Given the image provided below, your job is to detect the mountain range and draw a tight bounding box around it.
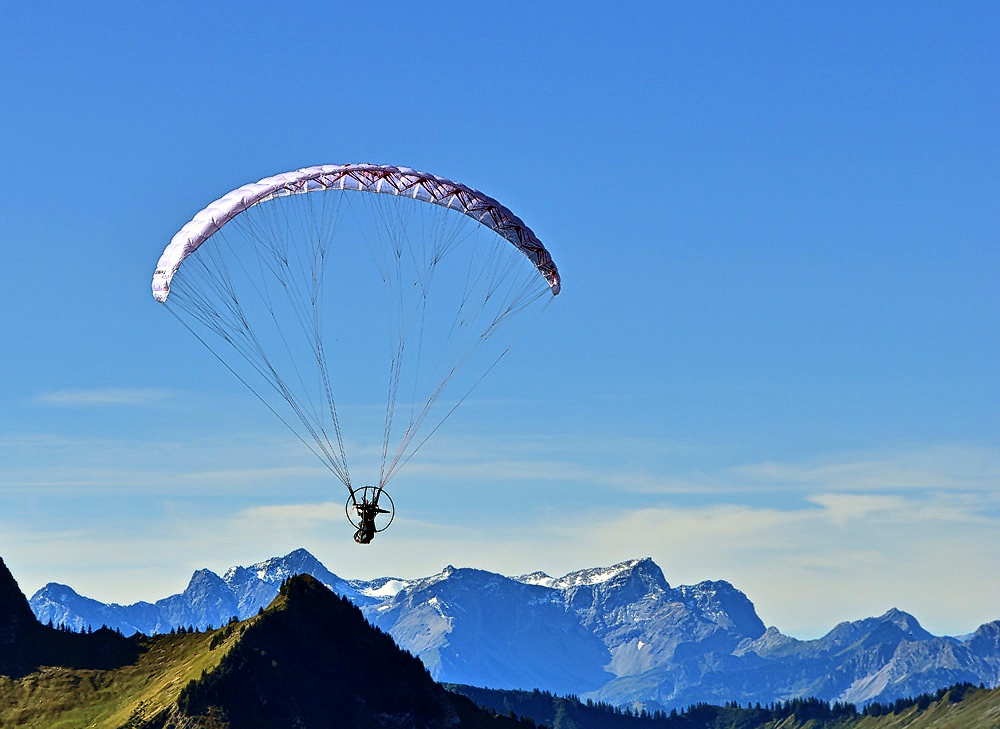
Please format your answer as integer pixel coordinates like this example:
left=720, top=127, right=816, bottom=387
left=29, top=548, right=1000, bottom=711
left=0, top=555, right=528, bottom=728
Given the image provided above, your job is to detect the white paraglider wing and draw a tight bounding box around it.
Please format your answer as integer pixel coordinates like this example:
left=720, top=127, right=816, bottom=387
left=153, top=164, right=560, bottom=303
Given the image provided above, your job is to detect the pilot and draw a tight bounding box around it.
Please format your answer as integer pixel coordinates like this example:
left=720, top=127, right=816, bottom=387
left=353, top=495, right=390, bottom=545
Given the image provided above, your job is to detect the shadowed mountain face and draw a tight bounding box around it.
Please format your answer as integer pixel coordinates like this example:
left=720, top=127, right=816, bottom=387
left=1, top=559, right=527, bottom=729
left=369, top=565, right=616, bottom=694
left=166, top=575, right=476, bottom=728
left=0, top=557, right=140, bottom=679
left=0, top=557, right=40, bottom=676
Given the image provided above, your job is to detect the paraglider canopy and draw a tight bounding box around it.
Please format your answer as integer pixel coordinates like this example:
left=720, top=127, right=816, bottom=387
left=153, top=164, right=560, bottom=303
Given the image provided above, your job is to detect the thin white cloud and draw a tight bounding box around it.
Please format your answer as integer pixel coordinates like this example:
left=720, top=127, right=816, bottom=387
left=235, top=501, right=343, bottom=526
left=732, top=445, right=1000, bottom=493
left=402, top=457, right=590, bottom=482
left=35, top=387, right=176, bottom=407
left=178, top=465, right=329, bottom=483
left=805, top=492, right=908, bottom=525
left=603, top=445, right=1000, bottom=499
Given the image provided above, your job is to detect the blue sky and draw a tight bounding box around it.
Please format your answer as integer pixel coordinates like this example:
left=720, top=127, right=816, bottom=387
left=1, top=3, right=997, bottom=639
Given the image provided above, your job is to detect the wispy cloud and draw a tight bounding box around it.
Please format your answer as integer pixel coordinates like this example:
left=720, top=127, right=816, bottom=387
left=732, top=445, right=1000, bottom=493
left=0, top=430, right=328, bottom=495
left=607, top=445, right=1000, bottom=499
left=35, top=387, right=176, bottom=407
left=235, top=501, right=343, bottom=526
left=402, top=457, right=592, bottom=483
left=179, top=465, right=330, bottom=483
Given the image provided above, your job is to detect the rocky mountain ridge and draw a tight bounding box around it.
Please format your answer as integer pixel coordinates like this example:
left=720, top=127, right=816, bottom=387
left=29, top=548, right=1000, bottom=711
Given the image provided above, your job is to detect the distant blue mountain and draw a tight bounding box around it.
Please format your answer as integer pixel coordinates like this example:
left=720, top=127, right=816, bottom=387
left=29, top=549, right=1000, bottom=710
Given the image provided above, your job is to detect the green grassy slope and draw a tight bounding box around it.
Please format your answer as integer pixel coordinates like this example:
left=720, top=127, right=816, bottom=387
left=853, top=685, right=1000, bottom=729
left=0, top=622, right=248, bottom=728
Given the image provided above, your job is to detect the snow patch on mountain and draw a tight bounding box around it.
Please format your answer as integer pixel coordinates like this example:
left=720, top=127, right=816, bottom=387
left=359, top=578, right=408, bottom=598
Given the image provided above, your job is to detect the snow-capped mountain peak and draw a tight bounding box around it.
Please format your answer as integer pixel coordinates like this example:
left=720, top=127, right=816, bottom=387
left=515, top=571, right=556, bottom=587
left=515, top=557, right=666, bottom=591
left=222, top=547, right=324, bottom=586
